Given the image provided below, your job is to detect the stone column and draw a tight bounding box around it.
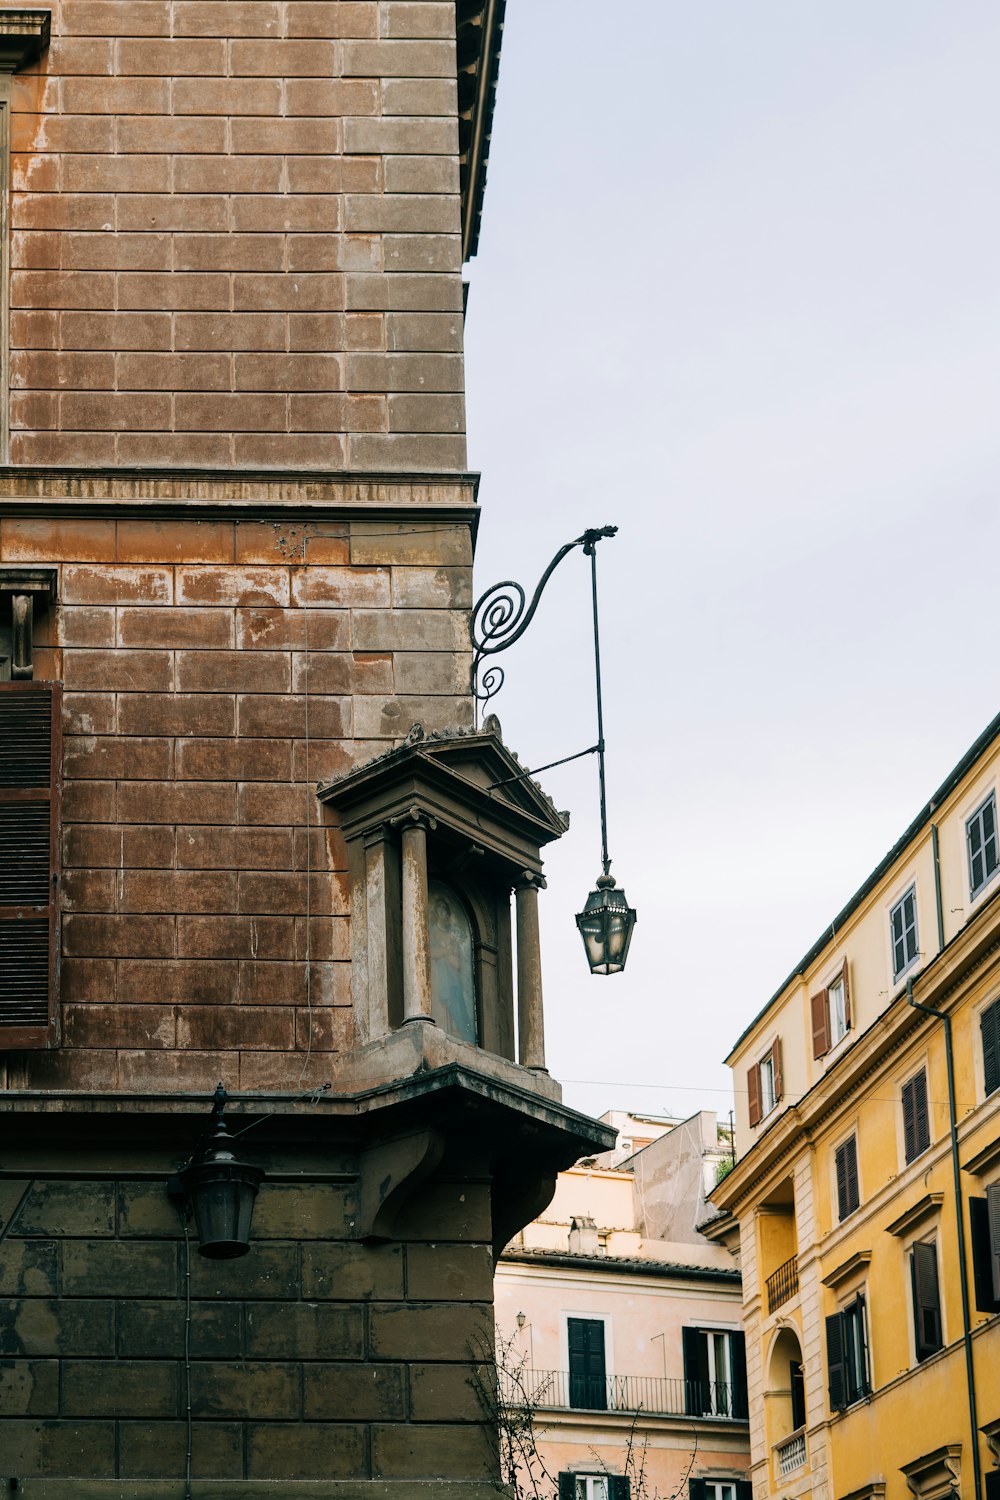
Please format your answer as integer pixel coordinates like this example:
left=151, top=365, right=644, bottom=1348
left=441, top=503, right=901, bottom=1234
left=399, top=808, right=436, bottom=1024
left=515, top=871, right=547, bottom=1069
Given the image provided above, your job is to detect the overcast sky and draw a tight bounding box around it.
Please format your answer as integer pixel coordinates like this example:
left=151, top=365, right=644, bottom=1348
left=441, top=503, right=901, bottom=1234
left=461, top=2, right=1000, bottom=1127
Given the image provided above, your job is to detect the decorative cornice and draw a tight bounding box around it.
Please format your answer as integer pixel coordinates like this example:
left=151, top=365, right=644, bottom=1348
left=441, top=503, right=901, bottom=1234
left=0, top=9, right=50, bottom=72
left=886, top=1193, right=944, bottom=1238
left=962, top=1133, right=1000, bottom=1177
left=821, top=1249, right=871, bottom=1290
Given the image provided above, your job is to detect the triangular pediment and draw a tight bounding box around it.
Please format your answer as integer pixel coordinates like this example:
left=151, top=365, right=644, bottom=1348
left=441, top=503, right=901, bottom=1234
left=317, top=719, right=569, bottom=852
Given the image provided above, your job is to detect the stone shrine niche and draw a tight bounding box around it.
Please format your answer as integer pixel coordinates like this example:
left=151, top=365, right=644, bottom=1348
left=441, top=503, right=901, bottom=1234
left=317, top=721, right=569, bottom=1069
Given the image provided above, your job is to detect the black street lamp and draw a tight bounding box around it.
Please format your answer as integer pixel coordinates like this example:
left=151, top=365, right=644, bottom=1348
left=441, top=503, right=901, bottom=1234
left=171, top=1084, right=264, bottom=1259
left=471, top=527, right=637, bottom=975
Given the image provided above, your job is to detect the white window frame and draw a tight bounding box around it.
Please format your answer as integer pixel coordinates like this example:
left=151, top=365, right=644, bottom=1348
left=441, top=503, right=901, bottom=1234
left=705, top=1329, right=734, bottom=1416
left=574, top=1479, right=610, bottom=1500
left=705, top=1484, right=738, bottom=1500
left=759, top=1053, right=776, bottom=1117
left=828, top=971, right=848, bottom=1047
left=966, top=790, right=1000, bottom=901
left=889, top=883, right=919, bottom=982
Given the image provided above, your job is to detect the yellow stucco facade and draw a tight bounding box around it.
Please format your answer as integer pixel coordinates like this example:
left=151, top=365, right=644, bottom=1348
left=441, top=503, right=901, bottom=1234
left=712, top=712, right=1000, bottom=1500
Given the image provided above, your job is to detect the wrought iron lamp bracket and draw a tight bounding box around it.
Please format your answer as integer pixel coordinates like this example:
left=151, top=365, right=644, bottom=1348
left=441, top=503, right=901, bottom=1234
left=469, top=525, right=616, bottom=718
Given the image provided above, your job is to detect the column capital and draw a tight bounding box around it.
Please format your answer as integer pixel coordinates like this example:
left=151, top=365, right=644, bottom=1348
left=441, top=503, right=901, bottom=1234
left=515, top=870, right=546, bottom=893
left=390, top=805, right=438, bottom=834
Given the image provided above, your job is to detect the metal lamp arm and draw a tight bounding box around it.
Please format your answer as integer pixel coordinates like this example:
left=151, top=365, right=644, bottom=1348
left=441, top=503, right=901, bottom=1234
left=470, top=525, right=617, bottom=713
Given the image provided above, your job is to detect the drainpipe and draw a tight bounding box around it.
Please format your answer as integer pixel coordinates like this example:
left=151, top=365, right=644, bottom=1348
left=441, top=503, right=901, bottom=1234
left=931, top=823, right=946, bottom=954
left=906, top=980, right=982, bottom=1500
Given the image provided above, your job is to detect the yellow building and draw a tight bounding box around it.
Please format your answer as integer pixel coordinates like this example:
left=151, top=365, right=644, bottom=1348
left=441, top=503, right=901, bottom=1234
left=711, top=713, right=1000, bottom=1500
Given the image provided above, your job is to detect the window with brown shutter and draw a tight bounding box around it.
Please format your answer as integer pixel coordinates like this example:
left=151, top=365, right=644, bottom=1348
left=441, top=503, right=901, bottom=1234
left=811, top=987, right=831, bottom=1058
left=902, top=1068, right=930, bottom=1163
left=747, top=1063, right=762, bottom=1127
left=0, top=681, right=61, bottom=1047
left=771, top=1037, right=782, bottom=1102
left=841, top=959, right=852, bottom=1029
left=835, top=1135, right=860, bottom=1220
left=910, top=1239, right=942, bottom=1362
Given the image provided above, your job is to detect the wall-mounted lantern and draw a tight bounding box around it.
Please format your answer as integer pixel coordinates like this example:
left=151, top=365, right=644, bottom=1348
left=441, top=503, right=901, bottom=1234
left=471, top=527, right=637, bottom=975
left=576, top=872, right=637, bottom=977
left=170, top=1084, right=263, bottom=1259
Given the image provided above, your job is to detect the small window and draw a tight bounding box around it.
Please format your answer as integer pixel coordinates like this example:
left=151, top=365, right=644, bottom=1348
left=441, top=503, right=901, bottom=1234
left=690, top=1480, right=752, bottom=1500
left=826, top=1293, right=870, bottom=1410
left=967, top=792, right=999, bottom=898
left=683, top=1327, right=748, bottom=1419
left=890, top=886, right=919, bottom=980
left=835, top=1136, right=860, bottom=1221
left=559, top=1477, right=630, bottom=1500
left=427, top=879, right=477, bottom=1045
left=910, top=1239, right=943, bottom=1362
left=902, top=1069, right=930, bottom=1163
left=811, top=961, right=852, bottom=1058
left=981, top=996, right=1000, bottom=1098
left=747, top=1040, right=782, bottom=1126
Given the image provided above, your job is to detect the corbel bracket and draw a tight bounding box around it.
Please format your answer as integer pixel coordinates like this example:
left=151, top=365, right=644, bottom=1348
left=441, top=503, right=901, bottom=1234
left=356, top=1127, right=445, bottom=1241
left=0, top=567, right=57, bottom=680
left=0, top=9, right=51, bottom=72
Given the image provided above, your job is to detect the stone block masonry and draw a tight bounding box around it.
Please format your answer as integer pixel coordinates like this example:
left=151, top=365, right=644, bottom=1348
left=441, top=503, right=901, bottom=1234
left=0, top=477, right=475, bottom=1093
left=7, top=0, right=466, bottom=469
left=0, top=1160, right=498, bottom=1487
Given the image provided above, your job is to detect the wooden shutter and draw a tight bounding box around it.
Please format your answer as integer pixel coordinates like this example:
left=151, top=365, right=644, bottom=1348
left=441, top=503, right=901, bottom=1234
left=826, top=1310, right=846, bottom=1410
left=747, top=1064, right=762, bottom=1127
left=558, top=1475, right=576, bottom=1500
left=970, top=1197, right=1000, bottom=1313
left=772, top=1038, right=783, bottom=1102
left=682, top=1326, right=709, bottom=1416
left=608, top=1478, right=630, bottom=1500
left=730, top=1329, right=748, bottom=1419
left=982, top=998, right=1000, bottom=1097
left=689, top=1481, right=706, bottom=1500
left=0, top=681, right=61, bottom=1048
left=568, top=1317, right=606, bottom=1411
left=841, top=959, right=852, bottom=1028
left=736, top=1484, right=753, bottom=1500
left=854, top=1292, right=871, bottom=1396
left=988, top=1182, right=1000, bottom=1304
left=910, top=1241, right=942, bottom=1360
left=903, top=1070, right=929, bottom=1162
left=835, top=1137, right=859, bottom=1221
left=811, top=988, right=831, bottom=1059
left=986, top=1469, right=1000, bottom=1500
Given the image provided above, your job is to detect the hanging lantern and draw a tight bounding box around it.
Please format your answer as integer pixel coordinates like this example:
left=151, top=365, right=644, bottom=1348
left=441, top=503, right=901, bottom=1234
left=576, top=873, right=637, bottom=976
left=176, top=1084, right=263, bottom=1259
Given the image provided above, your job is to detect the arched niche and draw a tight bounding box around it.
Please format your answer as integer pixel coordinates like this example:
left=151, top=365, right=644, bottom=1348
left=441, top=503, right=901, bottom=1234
left=764, top=1324, right=806, bottom=1448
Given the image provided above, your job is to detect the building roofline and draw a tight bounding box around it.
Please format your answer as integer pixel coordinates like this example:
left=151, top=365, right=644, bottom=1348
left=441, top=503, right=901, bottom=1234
left=726, top=705, right=1000, bottom=1061
left=458, top=0, right=506, bottom=262
left=500, top=1248, right=740, bottom=1283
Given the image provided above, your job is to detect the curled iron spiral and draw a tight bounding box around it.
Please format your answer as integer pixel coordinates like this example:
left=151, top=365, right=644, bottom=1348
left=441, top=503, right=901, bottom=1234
left=469, top=526, right=617, bottom=720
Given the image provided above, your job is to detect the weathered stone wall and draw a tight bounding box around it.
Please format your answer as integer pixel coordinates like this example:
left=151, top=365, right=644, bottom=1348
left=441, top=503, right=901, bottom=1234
left=0, top=1153, right=497, bottom=1487
left=0, top=478, right=474, bottom=1091
left=8, top=0, right=465, bottom=469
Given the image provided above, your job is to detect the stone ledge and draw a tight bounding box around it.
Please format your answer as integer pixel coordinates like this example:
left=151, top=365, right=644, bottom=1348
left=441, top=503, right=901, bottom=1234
left=14, top=1486, right=508, bottom=1499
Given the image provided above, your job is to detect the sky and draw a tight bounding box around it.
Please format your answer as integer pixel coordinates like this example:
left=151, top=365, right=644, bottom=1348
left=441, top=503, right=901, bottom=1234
left=461, top=3, right=1000, bottom=1126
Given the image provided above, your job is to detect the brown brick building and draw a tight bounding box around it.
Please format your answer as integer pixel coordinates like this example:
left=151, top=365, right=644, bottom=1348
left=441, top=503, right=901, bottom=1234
left=0, top=3, right=610, bottom=1492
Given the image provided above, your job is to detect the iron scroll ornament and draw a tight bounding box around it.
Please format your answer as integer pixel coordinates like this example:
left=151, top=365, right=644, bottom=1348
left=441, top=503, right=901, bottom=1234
left=470, top=525, right=617, bottom=717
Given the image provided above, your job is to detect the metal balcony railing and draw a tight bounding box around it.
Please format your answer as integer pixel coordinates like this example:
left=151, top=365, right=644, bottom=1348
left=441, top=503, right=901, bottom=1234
left=776, top=1432, right=806, bottom=1476
left=498, top=1368, right=741, bottom=1419
left=766, top=1254, right=799, bottom=1312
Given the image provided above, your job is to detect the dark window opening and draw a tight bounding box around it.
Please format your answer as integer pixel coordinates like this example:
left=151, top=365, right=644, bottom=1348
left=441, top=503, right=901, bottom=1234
left=567, top=1317, right=607, bottom=1411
